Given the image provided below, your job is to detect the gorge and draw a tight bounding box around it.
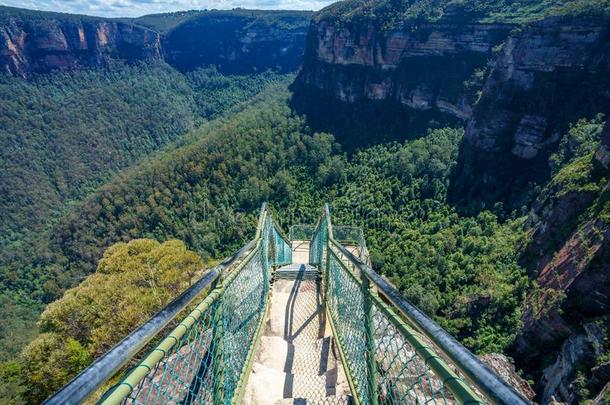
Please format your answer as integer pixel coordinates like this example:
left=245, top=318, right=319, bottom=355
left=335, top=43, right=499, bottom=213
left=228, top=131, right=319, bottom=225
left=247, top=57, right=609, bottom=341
left=1, top=1, right=609, bottom=403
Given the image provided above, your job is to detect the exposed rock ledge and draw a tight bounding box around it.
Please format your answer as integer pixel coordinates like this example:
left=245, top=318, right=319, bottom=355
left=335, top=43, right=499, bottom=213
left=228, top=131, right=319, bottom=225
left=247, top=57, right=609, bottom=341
left=295, top=19, right=511, bottom=122
left=0, top=13, right=161, bottom=77
left=479, top=353, right=536, bottom=401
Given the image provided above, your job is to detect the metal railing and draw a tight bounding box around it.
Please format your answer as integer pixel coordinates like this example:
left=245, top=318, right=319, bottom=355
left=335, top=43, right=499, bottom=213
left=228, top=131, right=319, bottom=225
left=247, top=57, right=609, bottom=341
left=46, top=202, right=529, bottom=405
left=289, top=224, right=316, bottom=241
left=44, top=203, right=291, bottom=405
left=332, top=225, right=371, bottom=265
left=311, top=204, right=530, bottom=405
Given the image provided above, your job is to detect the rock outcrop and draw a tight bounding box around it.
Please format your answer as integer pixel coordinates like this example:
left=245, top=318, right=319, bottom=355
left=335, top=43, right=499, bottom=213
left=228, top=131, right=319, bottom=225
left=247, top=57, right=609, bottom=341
left=479, top=353, right=536, bottom=401
left=162, top=10, right=311, bottom=74
left=291, top=7, right=512, bottom=145
left=540, top=323, right=605, bottom=403
left=449, top=16, right=610, bottom=211
left=0, top=8, right=161, bottom=77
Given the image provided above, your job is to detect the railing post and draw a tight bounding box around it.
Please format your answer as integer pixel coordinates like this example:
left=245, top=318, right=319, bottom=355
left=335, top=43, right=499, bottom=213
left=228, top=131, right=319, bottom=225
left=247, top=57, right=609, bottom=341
left=362, top=274, right=379, bottom=405
left=212, top=295, right=225, bottom=405
left=323, top=238, right=330, bottom=299
left=323, top=204, right=332, bottom=293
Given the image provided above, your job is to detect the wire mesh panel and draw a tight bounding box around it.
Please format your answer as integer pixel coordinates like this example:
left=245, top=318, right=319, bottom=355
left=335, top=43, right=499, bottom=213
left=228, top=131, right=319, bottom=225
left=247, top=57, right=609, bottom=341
left=122, top=245, right=270, bottom=405
left=271, top=221, right=292, bottom=266
left=332, top=226, right=370, bottom=265
left=331, top=226, right=364, bottom=244
left=289, top=224, right=316, bottom=241
left=327, top=250, right=371, bottom=404
left=327, top=247, right=457, bottom=405
left=221, top=245, right=267, bottom=403
left=372, top=306, right=450, bottom=404
left=126, top=300, right=222, bottom=404
left=309, top=216, right=328, bottom=266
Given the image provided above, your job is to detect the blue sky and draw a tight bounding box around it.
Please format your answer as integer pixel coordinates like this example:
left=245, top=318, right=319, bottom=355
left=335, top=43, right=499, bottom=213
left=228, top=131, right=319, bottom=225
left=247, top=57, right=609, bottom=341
left=0, top=0, right=336, bottom=17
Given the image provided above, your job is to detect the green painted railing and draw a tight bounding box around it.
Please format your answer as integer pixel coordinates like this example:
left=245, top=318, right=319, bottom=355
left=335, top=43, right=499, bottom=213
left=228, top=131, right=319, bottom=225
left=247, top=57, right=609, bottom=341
left=311, top=205, right=529, bottom=405
left=44, top=204, right=291, bottom=405
left=47, top=203, right=528, bottom=405
left=103, top=206, right=290, bottom=404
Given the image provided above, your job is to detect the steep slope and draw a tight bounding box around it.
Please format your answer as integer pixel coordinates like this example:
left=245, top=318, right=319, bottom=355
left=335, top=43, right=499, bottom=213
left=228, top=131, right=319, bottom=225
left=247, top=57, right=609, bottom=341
left=0, top=63, right=195, bottom=246
left=0, top=6, right=161, bottom=77
left=511, top=119, right=610, bottom=402
left=161, top=10, right=312, bottom=73
left=450, top=15, right=610, bottom=212
left=292, top=0, right=610, bottom=149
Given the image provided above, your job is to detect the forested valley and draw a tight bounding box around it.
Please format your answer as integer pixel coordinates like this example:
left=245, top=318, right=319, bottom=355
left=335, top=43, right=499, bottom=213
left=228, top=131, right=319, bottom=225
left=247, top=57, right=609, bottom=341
left=1, top=2, right=610, bottom=404
left=1, top=85, right=532, bottom=402
left=4, top=80, right=609, bottom=403
left=0, top=62, right=288, bottom=363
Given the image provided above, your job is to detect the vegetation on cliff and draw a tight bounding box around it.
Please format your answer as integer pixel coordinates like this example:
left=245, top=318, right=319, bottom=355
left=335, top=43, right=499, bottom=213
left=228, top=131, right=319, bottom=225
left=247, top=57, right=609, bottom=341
left=0, top=64, right=288, bottom=361
left=316, top=0, right=610, bottom=26
left=4, top=239, right=206, bottom=403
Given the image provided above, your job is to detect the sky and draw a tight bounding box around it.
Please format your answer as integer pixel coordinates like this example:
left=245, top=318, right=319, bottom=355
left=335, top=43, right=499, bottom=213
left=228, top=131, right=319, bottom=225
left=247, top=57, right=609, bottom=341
left=0, top=0, right=336, bottom=17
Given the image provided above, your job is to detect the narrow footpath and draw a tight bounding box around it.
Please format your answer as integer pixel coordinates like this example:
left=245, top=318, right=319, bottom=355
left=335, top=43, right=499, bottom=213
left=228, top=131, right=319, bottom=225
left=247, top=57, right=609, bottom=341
left=243, top=242, right=351, bottom=405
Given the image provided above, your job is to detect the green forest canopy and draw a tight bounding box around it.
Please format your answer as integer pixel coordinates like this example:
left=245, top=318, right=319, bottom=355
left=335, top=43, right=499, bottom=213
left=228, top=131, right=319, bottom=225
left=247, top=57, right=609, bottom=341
left=1, top=87, right=535, bottom=403
left=0, top=63, right=289, bottom=361
left=316, top=0, right=610, bottom=25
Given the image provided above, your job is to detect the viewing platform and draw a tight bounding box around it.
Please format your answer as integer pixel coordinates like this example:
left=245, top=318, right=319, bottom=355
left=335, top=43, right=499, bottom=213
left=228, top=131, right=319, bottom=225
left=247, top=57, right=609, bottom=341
left=45, top=204, right=530, bottom=405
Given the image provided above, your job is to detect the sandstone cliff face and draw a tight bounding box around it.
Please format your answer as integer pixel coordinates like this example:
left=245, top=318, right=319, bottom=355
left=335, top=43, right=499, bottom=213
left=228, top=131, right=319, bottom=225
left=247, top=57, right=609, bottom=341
left=162, top=12, right=311, bottom=74
left=298, top=20, right=509, bottom=118
left=293, top=18, right=511, bottom=140
left=449, top=16, right=610, bottom=210
left=0, top=13, right=161, bottom=77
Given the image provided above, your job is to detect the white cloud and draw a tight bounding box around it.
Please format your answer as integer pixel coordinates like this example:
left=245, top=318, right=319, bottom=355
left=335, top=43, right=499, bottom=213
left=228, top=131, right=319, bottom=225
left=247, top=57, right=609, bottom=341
left=0, top=0, right=335, bottom=17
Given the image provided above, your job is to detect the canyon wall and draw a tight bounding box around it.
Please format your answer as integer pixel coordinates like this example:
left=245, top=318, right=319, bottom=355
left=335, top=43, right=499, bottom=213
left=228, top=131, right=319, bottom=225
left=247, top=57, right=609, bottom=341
left=292, top=10, right=512, bottom=144
left=0, top=7, right=311, bottom=77
left=162, top=10, right=311, bottom=74
left=449, top=16, right=610, bottom=211
left=0, top=8, right=161, bottom=77
left=297, top=19, right=509, bottom=118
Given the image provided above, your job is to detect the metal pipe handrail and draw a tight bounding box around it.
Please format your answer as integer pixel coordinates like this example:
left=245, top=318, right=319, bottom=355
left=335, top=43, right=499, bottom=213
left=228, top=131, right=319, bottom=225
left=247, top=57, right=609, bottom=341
left=327, top=244, right=483, bottom=404
left=45, top=203, right=272, bottom=405
left=43, top=240, right=255, bottom=405
left=329, top=236, right=530, bottom=405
